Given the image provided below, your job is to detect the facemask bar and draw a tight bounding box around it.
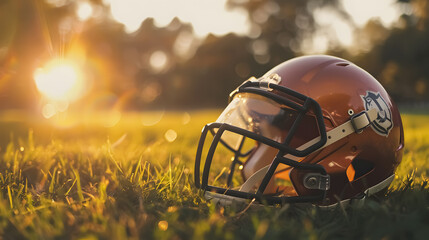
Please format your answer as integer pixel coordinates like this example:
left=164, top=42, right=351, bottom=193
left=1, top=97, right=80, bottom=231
left=208, top=128, right=254, bottom=187
left=208, top=128, right=255, bottom=158
left=194, top=80, right=329, bottom=204
left=195, top=123, right=327, bottom=204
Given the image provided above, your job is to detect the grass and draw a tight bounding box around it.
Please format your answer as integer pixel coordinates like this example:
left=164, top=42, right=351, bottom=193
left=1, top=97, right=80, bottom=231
left=0, top=110, right=428, bottom=239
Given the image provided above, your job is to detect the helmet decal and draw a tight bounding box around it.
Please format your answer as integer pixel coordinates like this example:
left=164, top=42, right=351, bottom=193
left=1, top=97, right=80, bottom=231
left=361, top=91, right=393, bottom=136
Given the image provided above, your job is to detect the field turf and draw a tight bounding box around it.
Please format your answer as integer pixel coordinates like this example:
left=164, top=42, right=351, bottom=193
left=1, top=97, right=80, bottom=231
left=0, top=110, right=428, bottom=239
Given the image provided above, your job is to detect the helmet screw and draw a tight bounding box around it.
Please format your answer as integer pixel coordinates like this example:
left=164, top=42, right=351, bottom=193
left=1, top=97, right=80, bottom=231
left=306, top=177, right=318, bottom=187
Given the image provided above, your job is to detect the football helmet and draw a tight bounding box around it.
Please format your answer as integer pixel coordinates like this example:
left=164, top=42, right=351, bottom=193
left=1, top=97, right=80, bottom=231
left=194, top=55, right=404, bottom=206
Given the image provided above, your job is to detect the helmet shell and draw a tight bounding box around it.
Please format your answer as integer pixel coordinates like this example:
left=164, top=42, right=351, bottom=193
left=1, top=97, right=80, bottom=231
left=262, top=55, right=404, bottom=204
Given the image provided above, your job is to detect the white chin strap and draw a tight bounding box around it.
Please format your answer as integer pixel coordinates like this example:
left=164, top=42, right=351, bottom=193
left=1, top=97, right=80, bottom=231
left=207, top=108, right=384, bottom=206
left=319, top=173, right=395, bottom=208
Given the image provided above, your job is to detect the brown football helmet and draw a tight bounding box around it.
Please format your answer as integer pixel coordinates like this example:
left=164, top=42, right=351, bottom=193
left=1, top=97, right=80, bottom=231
left=194, top=55, right=404, bottom=206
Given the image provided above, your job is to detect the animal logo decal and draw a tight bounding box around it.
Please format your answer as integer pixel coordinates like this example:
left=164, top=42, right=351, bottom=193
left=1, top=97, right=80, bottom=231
left=361, top=91, right=393, bottom=136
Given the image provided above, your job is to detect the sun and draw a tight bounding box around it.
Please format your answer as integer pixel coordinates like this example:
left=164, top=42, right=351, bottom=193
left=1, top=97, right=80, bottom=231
left=33, top=59, right=85, bottom=102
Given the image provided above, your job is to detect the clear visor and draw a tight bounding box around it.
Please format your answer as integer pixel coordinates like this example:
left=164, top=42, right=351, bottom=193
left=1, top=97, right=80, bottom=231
left=216, top=93, right=301, bottom=150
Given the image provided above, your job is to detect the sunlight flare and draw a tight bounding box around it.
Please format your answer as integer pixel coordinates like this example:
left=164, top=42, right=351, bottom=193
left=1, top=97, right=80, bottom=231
left=33, top=59, right=85, bottom=102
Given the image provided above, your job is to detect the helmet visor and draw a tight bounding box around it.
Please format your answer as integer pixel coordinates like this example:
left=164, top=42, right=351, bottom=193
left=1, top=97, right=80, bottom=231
left=216, top=92, right=319, bottom=151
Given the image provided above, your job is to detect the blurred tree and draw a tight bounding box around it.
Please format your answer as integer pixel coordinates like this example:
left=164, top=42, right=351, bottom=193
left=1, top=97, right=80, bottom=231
left=151, top=0, right=349, bottom=108
left=160, top=33, right=257, bottom=108
left=378, top=0, right=429, bottom=101
left=0, top=0, right=45, bottom=109
left=130, top=18, right=196, bottom=109
left=227, top=0, right=346, bottom=63
left=347, top=0, right=429, bottom=102
left=0, top=0, right=19, bottom=108
left=1, top=0, right=428, bottom=112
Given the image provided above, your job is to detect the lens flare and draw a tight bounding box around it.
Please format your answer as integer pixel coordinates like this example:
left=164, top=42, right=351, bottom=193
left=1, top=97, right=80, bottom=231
left=33, top=59, right=85, bottom=101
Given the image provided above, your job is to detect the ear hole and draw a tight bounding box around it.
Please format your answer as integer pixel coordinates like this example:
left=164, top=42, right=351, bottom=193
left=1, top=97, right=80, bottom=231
left=346, top=164, right=355, bottom=182
left=346, top=158, right=374, bottom=182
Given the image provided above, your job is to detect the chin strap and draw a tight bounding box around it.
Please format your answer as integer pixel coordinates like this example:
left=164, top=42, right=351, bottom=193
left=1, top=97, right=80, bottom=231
left=319, top=174, right=395, bottom=208
left=238, top=108, right=378, bottom=194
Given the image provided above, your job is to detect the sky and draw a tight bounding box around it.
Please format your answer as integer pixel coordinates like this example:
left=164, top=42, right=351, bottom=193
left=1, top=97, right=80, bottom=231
left=308, top=0, right=407, bottom=53
left=103, top=0, right=250, bottom=37
left=95, top=0, right=408, bottom=52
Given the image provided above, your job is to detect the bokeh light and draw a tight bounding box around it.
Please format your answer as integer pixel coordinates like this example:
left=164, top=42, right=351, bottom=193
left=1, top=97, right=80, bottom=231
left=141, top=82, right=162, bottom=103
left=182, top=112, right=191, bottom=125
left=42, top=103, right=56, bottom=119
left=102, top=110, right=122, bottom=128
left=149, top=51, right=168, bottom=72
left=41, top=101, right=69, bottom=119
left=77, top=1, right=93, bottom=21
left=164, top=129, right=177, bottom=142
left=158, top=220, right=168, bottom=231
left=142, top=111, right=165, bottom=126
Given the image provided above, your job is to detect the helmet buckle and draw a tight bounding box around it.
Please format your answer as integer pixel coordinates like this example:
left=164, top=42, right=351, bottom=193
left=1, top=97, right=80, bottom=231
left=350, top=111, right=370, bottom=133
left=257, top=73, right=281, bottom=90
left=304, top=173, right=330, bottom=190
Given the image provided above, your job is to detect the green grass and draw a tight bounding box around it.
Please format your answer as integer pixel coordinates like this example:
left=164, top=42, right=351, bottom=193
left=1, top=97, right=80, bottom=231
left=0, top=110, right=428, bottom=239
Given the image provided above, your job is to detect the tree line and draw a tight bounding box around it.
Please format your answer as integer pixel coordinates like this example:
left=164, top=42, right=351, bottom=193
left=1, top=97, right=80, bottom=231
left=0, top=0, right=427, bottom=111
